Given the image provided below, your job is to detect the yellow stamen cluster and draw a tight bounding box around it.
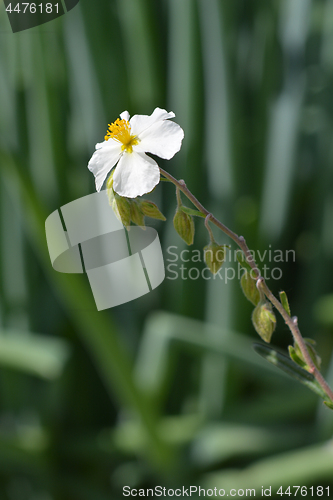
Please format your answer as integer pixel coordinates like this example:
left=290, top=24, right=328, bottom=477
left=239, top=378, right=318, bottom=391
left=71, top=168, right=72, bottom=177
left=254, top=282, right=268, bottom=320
left=105, top=118, right=139, bottom=153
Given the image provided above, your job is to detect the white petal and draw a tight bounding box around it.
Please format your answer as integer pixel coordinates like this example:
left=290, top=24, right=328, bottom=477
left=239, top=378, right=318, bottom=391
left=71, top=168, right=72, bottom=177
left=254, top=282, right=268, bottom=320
left=113, top=152, right=160, bottom=198
left=134, top=119, right=184, bottom=160
left=129, top=107, right=175, bottom=137
left=88, top=141, right=122, bottom=192
left=95, top=140, right=107, bottom=150
left=120, top=110, right=130, bottom=121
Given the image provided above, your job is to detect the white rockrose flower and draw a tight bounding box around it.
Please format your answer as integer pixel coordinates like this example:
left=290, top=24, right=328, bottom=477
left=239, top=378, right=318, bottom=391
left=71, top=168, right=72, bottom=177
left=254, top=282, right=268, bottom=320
left=88, top=107, right=184, bottom=198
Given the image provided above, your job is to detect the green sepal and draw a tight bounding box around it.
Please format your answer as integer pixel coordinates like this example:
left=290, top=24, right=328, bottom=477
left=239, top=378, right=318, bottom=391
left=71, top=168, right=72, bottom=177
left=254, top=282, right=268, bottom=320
left=110, top=193, right=131, bottom=228
left=324, top=401, right=333, bottom=410
left=140, top=201, right=166, bottom=221
left=173, top=208, right=195, bottom=245
left=293, top=339, right=321, bottom=371
left=180, top=206, right=205, bottom=218
left=288, top=345, right=307, bottom=370
left=304, top=339, right=322, bottom=371
left=130, top=200, right=145, bottom=228
left=279, top=291, right=291, bottom=316
left=265, top=308, right=277, bottom=323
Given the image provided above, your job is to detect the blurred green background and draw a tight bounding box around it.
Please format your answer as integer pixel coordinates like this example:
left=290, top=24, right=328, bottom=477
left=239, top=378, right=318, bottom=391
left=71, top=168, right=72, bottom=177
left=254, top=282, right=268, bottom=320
left=1, top=0, right=333, bottom=498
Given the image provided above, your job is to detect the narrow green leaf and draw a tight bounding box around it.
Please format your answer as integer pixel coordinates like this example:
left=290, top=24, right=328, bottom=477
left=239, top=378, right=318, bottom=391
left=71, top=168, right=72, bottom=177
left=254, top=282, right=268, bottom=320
left=279, top=291, right=291, bottom=316
left=253, top=343, right=327, bottom=400
left=180, top=206, right=205, bottom=218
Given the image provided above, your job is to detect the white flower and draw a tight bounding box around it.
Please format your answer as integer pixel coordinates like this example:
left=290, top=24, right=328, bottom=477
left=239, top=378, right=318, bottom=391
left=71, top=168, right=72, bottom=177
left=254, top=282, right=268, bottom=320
left=88, top=107, right=184, bottom=198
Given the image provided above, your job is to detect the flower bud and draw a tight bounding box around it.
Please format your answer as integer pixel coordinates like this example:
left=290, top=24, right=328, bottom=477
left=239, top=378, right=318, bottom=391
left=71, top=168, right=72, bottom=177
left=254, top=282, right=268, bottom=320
left=241, top=271, right=260, bottom=306
left=173, top=208, right=195, bottom=245
left=293, top=339, right=321, bottom=371
left=236, top=250, right=252, bottom=273
left=140, top=200, right=166, bottom=221
left=130, top=200, right=145, bottom=227
left=204, top=242, right=226, bottom=274
left=252, top=302, right=276, bottom=343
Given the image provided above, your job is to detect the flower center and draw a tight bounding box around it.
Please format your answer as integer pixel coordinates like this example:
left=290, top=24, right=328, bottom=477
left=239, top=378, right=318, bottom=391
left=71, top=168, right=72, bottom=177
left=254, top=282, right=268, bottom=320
left=105, top=118, right=139, bottom=153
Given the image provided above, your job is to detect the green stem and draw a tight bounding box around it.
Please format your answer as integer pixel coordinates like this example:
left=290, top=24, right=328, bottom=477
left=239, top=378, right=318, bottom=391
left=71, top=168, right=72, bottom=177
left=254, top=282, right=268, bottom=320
left=160, top=167, right=333, bottom=403
left=204, top=214, right=216, bottom=243
left=175, top=186, right=182, bottom=208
